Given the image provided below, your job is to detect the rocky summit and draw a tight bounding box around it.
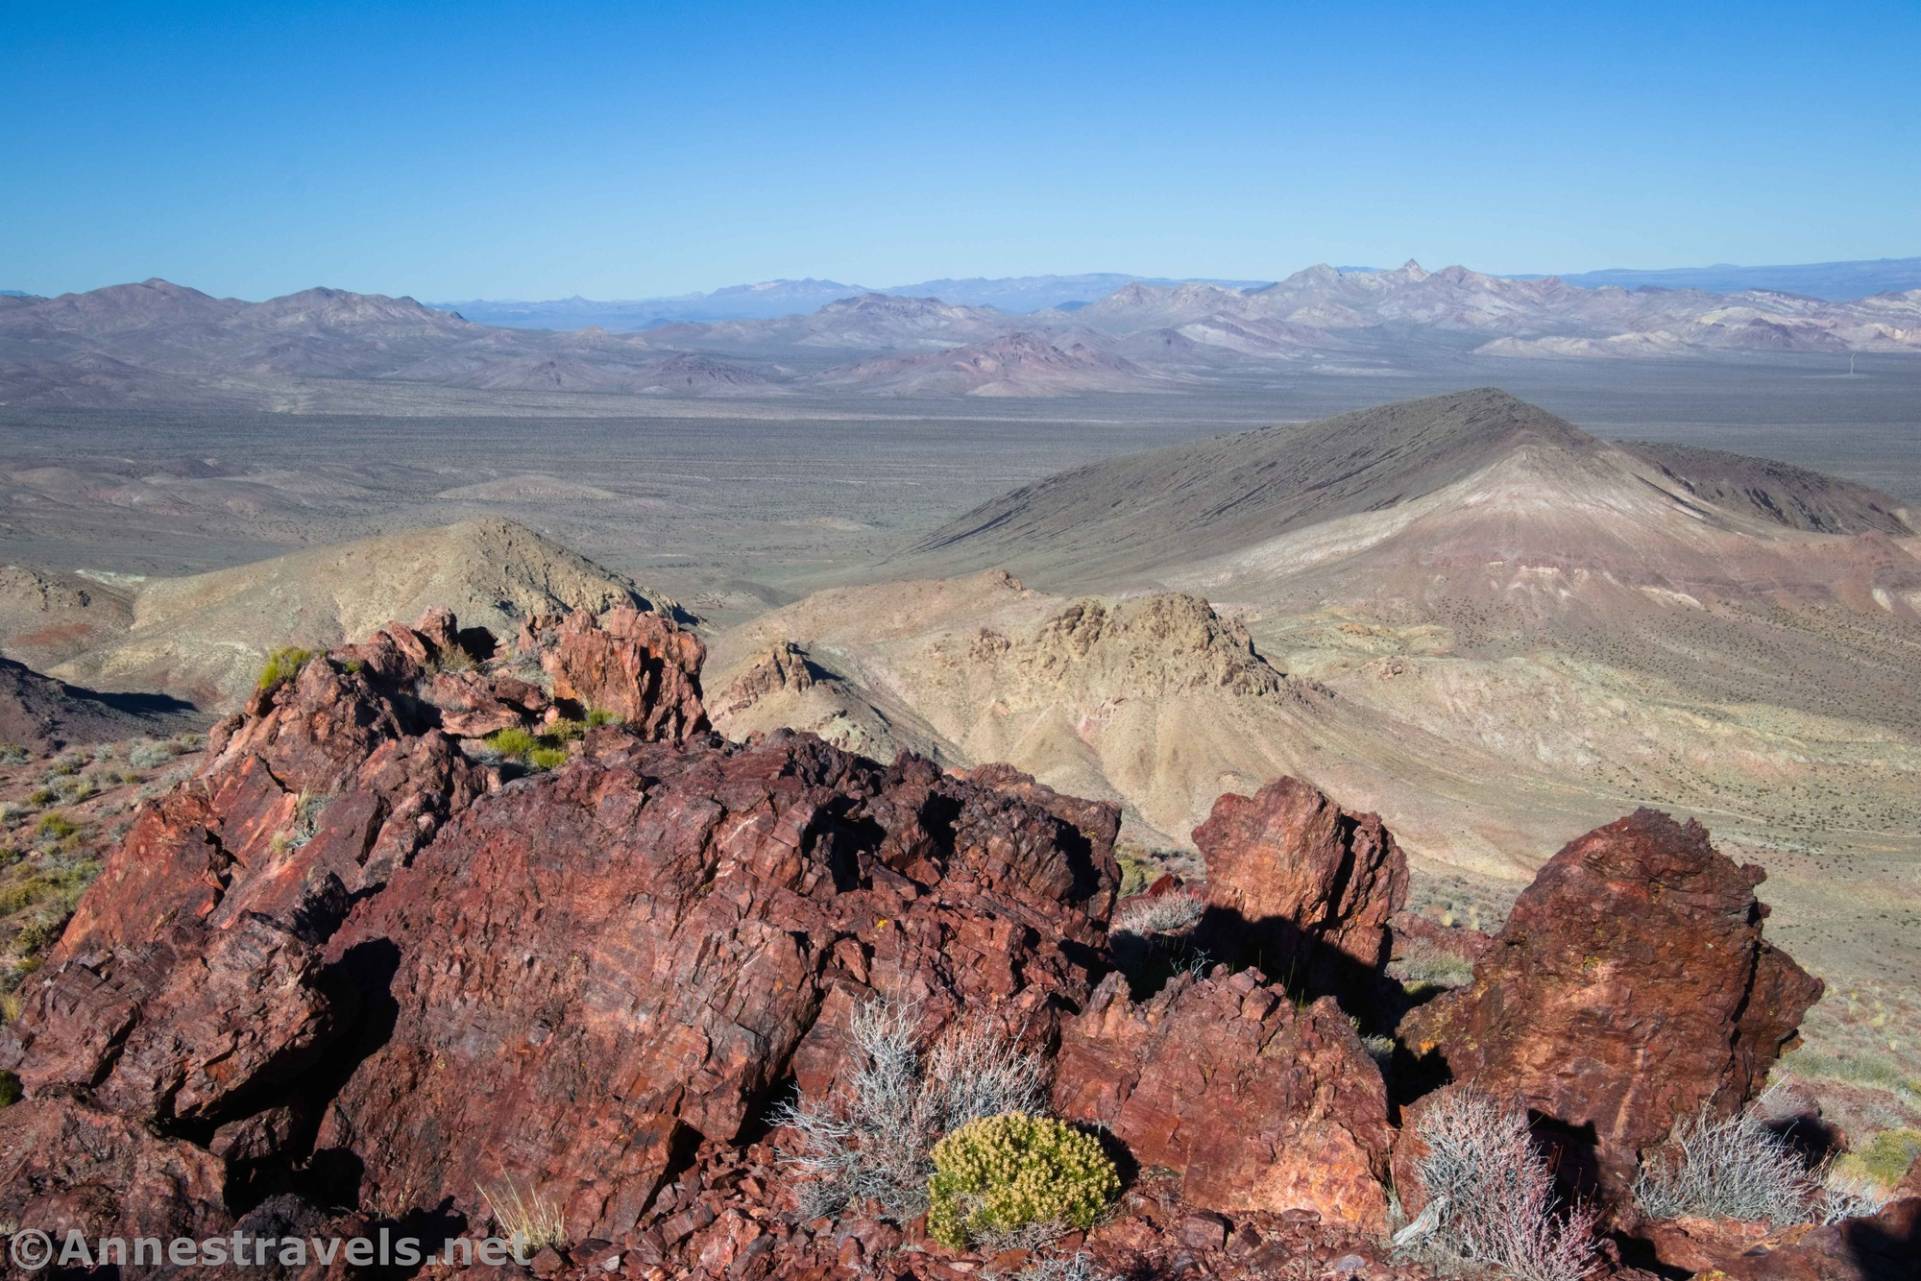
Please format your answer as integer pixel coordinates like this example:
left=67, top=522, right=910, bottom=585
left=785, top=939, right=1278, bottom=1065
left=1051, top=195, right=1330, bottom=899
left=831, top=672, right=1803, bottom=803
left=0, top=606, right=1914, bottom=1280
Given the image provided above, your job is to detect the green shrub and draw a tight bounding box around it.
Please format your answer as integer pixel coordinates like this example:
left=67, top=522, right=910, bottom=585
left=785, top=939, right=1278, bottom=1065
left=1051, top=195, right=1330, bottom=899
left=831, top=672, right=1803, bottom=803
left=35, top=813, right=77, bottom=842
left=256, top=646, right=315, bottom=694
left=585, top=707, right=622, bottom=727
left=526, top=746, right=569, bottom=771
left=25, top=788, right=55, bottom=807
left=484, top=727, right=540, bottom=760
left=926, top=1113, right=1119, bottom=1250
left=544, top=717, right=587, bottom=742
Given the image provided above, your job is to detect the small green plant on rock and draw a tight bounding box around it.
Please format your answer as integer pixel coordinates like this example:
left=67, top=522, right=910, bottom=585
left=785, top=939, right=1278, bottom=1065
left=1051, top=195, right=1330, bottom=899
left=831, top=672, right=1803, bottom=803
left=482, top=725, right=579, bottom=773
left=256, top=646, right=315, bottom=694
left=926, top=1112, right=1119, bottom=1251
left=526, top=745, right=568, bottom=771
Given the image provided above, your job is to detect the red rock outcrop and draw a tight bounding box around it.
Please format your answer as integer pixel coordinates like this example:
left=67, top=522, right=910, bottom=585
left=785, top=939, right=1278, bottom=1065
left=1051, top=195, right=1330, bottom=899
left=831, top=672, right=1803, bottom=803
left=0, top=899, right=345, bottom=1128
left=1644, top=1198, right=1921, bottom=1280
left=1052, top=968, right=1395, bottom=1231
left=954, top=760, right=1123, bottom=859
left=312, top=731, right=1117, bottom=1242
left=53, top=619, right=495, bottom=959
left=0, top=1096, right=230, bottom=1244
left=537, top=604, right=709, bottom=740
left=1193, top=775, right=1408, bottom=1005
left=716, top=640, right=820, bottom=715
left=1401, top=808, right=1823, bottom=1204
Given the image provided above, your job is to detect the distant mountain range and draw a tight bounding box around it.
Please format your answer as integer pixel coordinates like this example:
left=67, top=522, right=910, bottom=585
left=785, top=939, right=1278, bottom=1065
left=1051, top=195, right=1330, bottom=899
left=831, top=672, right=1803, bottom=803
left=427, top=258, right=1921, bottom=331
left=433, top=273, right=1269, bottom=328
left=1536, top=256, right=1921, bottom=301
left=3, top=263, right=1916, bottom=410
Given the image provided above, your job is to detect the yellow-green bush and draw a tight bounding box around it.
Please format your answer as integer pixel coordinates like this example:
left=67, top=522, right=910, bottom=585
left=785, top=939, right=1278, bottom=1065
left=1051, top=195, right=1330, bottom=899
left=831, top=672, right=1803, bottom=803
left=484, top=727, right=540, bottom=760
left=926, top=1113, right=1119, bottom=1250
left=526, top=746, right=568, bottom=771
left=256, top=646, right=315, bottom=694
left=1836, top=1128, right=1921, bottom=1190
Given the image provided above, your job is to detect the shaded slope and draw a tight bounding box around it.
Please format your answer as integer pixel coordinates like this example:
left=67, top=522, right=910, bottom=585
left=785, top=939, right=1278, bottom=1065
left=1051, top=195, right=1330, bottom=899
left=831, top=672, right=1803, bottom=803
left=0, top=657, right=200, bottom=752
left=908, top=389, right=1607, bottom=581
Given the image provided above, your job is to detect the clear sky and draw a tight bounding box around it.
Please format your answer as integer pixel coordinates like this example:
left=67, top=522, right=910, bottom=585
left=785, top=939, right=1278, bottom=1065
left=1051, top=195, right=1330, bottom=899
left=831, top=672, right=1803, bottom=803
left=4, top=0, right=1916, bottom=301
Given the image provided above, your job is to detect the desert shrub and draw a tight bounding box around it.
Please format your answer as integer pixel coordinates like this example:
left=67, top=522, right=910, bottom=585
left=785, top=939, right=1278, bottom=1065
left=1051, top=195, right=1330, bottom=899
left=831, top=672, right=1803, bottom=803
left=126, top=740, right=178, bottom=770
left=52, top=775, right=96, bottom=803
left=773, top=995, right=1046, bottom=1223
left=0, top=1069, right=20, bottom=1108
left=484, top=727, right=540, bottom=760
left=0, top=743, right=28, bottom=765
left=1634, top=1093, right=1889, bottom=1226
left=256, top=646, right=315, bottom=694
left=25, top=788, right=54, bottom=808
left=13, top=914, right=63, bottom=955
left=543, top=717, right=587, bottom=743
left=926, top=1112, right=1119, bottom=1250
left=1394, top=1089, right=1598, bottom=1281
left=35, top=813, right=77, bottom=842
left=479, top=1178, right=565, bottom=1256
left=1113, top=846, right=1158, bottom=897
left=1111, top=891, right=1203, bottom=938
left=526, top=746, right=568, bottom=771
left=585, top=707, right=622, bottom=727
left=430, top=646, right=476, bottom=674
left=1016, top=1251, right=1115, bottom=1281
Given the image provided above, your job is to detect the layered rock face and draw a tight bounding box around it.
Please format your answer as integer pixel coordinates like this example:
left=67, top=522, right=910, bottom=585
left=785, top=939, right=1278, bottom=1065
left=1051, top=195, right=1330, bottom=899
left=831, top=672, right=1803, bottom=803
left=315, top=732, right=1118, bottom=1240
left=1053, top=969, right=1395, bottom=1232
left=1401, top=808, right=1824, bottom=1202
left=534, top=604, right=709, bottom=740
left=1194, top=775, right=1408, bottom=1006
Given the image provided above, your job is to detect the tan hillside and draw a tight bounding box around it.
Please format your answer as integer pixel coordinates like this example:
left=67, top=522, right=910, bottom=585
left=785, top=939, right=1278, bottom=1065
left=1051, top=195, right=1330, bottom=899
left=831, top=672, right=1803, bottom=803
left=49, top=518, right=671, bottom=707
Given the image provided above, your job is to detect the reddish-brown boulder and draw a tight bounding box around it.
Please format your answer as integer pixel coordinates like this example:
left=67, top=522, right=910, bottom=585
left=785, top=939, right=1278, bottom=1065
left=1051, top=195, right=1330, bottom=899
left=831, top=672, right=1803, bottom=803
left=1193, top=775, right=1408, bottom=1004
left=1401, top=809, right=1823, bottom=1204
left=0, top=902, right=344, bottom=1128
left=540, top=605, right=708, bottom=741
left=313, top=731, right=1117, bottom=1243
left=1052, top=968, right=1395, bottom=1231
left=0, top=1096, right=230, bottom=1245
left=954, top=761, right=1123, bottom=859
left=55, top=622, right=494, bottom=959
left=1644, top=1199, right=1921, bottom=1280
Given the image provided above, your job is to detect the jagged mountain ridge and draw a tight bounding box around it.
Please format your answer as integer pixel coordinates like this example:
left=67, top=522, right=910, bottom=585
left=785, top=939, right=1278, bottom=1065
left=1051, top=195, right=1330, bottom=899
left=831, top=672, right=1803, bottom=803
left=6, top=263, right=1919, bottom=410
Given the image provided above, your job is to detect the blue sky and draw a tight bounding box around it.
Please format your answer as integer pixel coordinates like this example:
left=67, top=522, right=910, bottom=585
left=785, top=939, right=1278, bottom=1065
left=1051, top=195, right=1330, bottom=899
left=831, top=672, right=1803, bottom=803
left=3, top=0, right=1916, bottom=300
